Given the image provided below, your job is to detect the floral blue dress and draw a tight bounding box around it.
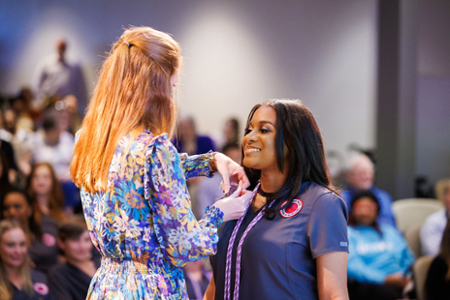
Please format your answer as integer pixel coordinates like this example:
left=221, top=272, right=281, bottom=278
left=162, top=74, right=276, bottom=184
left=79, top=129, right=224, bottom=299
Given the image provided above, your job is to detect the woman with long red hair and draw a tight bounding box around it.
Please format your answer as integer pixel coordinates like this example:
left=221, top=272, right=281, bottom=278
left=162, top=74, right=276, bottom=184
left=70, top=26, right=251, bottom=299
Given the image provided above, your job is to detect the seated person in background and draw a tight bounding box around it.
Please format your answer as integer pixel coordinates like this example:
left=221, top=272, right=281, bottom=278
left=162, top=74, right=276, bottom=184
left=32, top=110, right=80, bottom=211
left=347, top=190, right=415, bottom=300
left=26, top=163, right=65, bottom=222
left=172, top=116, right=215, bottom=155
left=1, top=189, right=58, bottom=274
left=341, top=153, right=397, bottom=228
left=426, top=220, right=450, bottom=300
left=0, top=109, right=19, bottom=183
left=48, top=216, right=100, bottom=300
left=195, top=143, right=241, bottom=218
left=0, top=151, right=13, bottom=199
left=0, top=219, right=52, bottom=300
left=183, top=258, right=212, bottom=300
left=421, top=179, right=450, bottom=256
left=0, top=107, right=34, bottom=178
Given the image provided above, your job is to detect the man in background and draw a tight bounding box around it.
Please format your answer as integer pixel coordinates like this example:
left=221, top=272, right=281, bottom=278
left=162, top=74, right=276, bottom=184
left=33, top=39, right=87, bottom=115
left=340, top=153, right=397, bottom=228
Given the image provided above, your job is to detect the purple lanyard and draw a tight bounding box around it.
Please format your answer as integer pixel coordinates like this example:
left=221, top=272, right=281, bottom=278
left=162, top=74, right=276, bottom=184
left=224, top=183, right=276, bottom=300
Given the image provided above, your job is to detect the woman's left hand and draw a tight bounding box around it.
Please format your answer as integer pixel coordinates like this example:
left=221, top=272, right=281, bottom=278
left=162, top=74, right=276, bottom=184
left=213, top=153, right=250, bottom=194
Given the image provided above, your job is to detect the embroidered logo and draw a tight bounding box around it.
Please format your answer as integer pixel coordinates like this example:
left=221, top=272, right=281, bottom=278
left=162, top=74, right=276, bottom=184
left=34, top=282, right=49, bottom=295
left=43, top=233, right=56, bottom=247
left=279, top=199, right=303, bottom=218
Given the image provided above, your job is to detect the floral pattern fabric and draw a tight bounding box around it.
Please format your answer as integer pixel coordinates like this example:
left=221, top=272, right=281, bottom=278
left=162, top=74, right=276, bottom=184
left=79, top=129, right=223, bottom=299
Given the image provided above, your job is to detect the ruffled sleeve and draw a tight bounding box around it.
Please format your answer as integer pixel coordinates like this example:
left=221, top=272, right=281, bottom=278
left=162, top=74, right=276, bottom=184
left=178, top=151, right=215, bottom=179
left=146, top=134, right=223, bottom=267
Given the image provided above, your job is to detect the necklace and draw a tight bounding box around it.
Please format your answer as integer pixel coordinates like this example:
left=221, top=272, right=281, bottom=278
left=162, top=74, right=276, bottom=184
left=224, top=182, right=276, bottom=300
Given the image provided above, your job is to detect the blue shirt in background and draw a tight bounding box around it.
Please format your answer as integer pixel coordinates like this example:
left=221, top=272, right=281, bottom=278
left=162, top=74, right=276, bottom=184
left=347, top=224, right=415, bottom=284
left=341, top=185, right=397, bottom=228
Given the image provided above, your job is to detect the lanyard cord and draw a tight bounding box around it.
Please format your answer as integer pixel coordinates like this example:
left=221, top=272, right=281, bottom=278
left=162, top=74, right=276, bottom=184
left=224, top=182, right=276, bottom=300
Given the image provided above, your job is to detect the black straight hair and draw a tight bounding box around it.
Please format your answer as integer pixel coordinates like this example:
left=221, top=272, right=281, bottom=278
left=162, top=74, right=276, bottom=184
left=0, top=189, right=43, bottom=240
left=242, top=99, right=338, bottom=219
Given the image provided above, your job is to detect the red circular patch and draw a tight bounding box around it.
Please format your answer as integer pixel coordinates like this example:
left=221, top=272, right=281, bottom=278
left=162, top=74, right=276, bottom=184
left=43, top=233, right=56, bottom=247
left=34, top=282, right=49, bottom=295
left=279, top=199, right=303, bottom=218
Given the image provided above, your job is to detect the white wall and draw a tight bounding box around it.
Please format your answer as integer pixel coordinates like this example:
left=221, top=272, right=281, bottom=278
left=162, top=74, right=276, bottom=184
left=0, top=0, right=378, bottom=157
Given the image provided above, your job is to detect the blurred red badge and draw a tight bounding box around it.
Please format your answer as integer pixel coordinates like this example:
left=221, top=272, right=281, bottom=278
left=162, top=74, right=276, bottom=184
left=34, top=282, right=49, bottom=295
left=43, top=233, right=56, bottom=247
left=280, top=199, right=303, bottom=218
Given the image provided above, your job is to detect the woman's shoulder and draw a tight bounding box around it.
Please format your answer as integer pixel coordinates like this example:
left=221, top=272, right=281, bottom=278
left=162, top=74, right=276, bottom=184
left=144, top=132, right=179, bottom=157
left=303, top=183, right=345, bottom=208
left=30, top=269, right=52, bottom=298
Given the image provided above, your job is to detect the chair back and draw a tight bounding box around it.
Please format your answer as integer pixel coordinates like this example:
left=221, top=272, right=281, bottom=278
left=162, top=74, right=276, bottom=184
left=413, top=255, right=434, bottom=300
left=392, top=199, right=443, bottom=233
left=404, top=223, right=422, bottom=258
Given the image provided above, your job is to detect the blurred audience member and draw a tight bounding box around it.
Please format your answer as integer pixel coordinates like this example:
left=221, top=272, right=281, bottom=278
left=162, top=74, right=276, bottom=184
left=347, top=190, right=415, bottom=300
left=173, top=116, right=215, bottom=155
left=48, top=216, right=99, bottom=300
left=426, top=220, right=450, bottom=299
left=0, top=219, right=52, bottom=300
left=421, top=179, right=450, bottom=256
left=10, top=90, right=35, bottom=131
left=183, top=259, right=212, bottom=300
left=26, top=163, right=65, bottom=222
left=0, top=152, right=13, bottom=199
left=1, top=189, right=58, bottom=274
left=0, top=112, right=18, bottom=183
left=58, top=94, right=82, bottom=135
left=215, top=117, right=240, bottom=150
left=32, top=111, right=79, bottom=211
left=0, top=107, right=34, bottom=177
left=223, top=117, right=239, bottom=146
left=17, top=87, right=37, bottom=124
left=195, top=143, right=241, bottom=218
left=341, top=153, right=397, bottom=228
left=32, top=39, right=87, bottom=114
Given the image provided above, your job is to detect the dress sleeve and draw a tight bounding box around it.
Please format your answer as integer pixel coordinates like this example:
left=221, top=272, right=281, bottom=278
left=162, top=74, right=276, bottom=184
left=306, top=192, right=349, bottom=258
left=147, top=135, right=224, bottom=267
left=178, top=151, right=215, bottom=180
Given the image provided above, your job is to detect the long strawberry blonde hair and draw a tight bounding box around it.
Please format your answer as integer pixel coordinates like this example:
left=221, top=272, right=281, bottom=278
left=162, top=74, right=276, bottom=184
left=71, top=26, right=182, bottom=193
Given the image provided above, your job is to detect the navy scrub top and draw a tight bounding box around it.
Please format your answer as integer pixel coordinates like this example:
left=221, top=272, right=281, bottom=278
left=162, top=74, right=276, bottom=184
left=210, top=182, right=349, bottom=300
left=12, top=269, right=52, bottom=300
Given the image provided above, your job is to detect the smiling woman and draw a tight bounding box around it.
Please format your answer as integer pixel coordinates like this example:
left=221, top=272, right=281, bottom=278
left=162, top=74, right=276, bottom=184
left=207, top=99, right=350, bottom=300
left=0, top=219, right=52, bottom=300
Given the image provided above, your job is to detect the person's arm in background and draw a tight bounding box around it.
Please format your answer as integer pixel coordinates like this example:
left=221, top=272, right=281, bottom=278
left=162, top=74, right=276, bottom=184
left=420, top=211, right=445, bottom=256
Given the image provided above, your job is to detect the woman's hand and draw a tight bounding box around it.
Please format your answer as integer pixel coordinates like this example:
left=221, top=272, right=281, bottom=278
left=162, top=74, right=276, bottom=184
left=384, top=273, right=410, bottom=289
left=213, top=187, right=253, bottom=222
left=213, top=153, right=250, bottom=194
